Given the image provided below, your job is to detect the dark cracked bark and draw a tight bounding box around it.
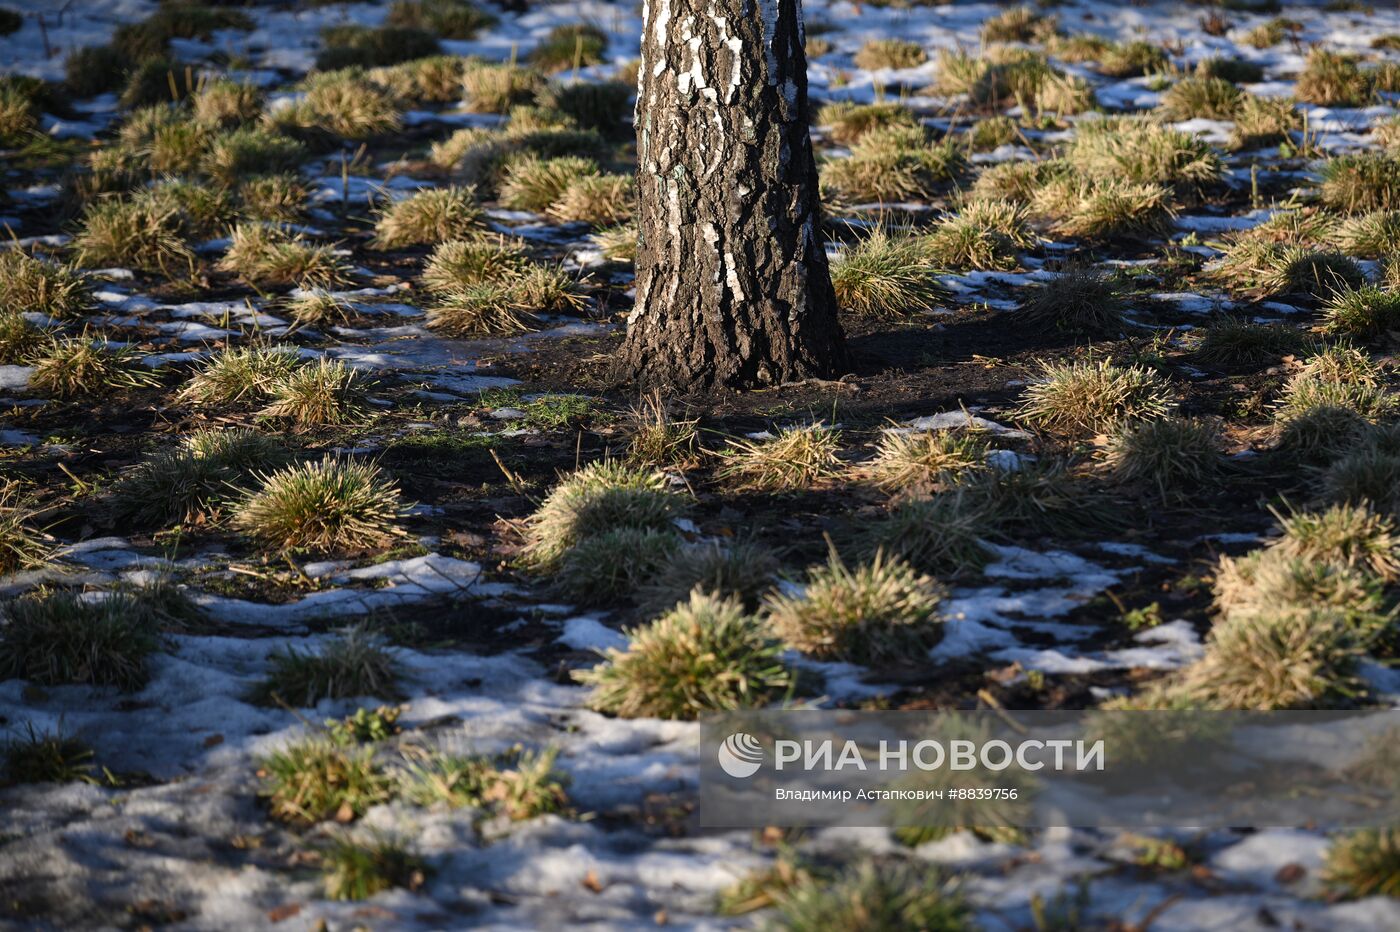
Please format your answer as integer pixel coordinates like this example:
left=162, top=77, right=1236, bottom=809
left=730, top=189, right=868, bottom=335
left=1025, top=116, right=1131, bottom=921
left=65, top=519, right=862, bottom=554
left=621, top=0, right=849, bottom=391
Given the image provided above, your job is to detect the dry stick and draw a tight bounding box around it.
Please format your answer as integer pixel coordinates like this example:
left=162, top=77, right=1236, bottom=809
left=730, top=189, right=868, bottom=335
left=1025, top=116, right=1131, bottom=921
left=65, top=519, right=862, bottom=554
left=489, top=448, right=528, bottom=496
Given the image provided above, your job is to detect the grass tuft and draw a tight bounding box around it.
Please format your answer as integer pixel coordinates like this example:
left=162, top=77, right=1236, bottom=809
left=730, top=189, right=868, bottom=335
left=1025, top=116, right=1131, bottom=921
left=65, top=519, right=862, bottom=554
left=261, top=358, right=372, bottom=428
left=523, top=461, right=685, bottom=568
left=322, top=833, right=427, bottom=901
left=253, top=625, right=401, bottom=706
left=769, top=859, right=971, bottom=932
left=372, top=185, right=483, bottom=248
left=1319, top=153, right=1400, bottom=214
left=1018, top=359, right=1175, bottom=434
left=829, top=229, right=945, bottom=317
left=0, top=251, right=93, bottom=320
left=115, top=428, right=288, bottom=526
left=765, top=550, right=945, bottom=665
left=1323, top=829, right=1400, bottom=900
left=868, top=429, right=988, bottom=492
left=1105, top=416, right=1224, bottom=500
left=581, top=589, right=794, bottom=719
left=635, top=539, right=781, bottom=615
left=0, top=589, right=161, bottom=690
left=717, top=425, right=844, bottom=491
left=217, top=223, right=351, bottom=289
left=1322, top=286, right=1400, bottom=338
left=923, top=201, right=1035, bottom=271
left=551, top=527, right=681, bottom=607
left=29, top=334, right=160, bottom=399
left=180, top=343, right=301, bottom=406
left=1015, top=267, right=1127, bottom=333
left=0, top=481, right=50, bottom=575
left=234, top=456, right=406, bottom=552
left=853, top=492, right=992, bottom=578
left=260, top=737, right=391, bottom=824
left=2, top=724, right=97, bottom=786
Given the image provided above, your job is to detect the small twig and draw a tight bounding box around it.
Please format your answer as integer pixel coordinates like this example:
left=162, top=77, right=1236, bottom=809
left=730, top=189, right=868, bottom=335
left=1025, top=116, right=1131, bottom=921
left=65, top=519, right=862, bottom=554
left=490, top=448, right=528, bottom=496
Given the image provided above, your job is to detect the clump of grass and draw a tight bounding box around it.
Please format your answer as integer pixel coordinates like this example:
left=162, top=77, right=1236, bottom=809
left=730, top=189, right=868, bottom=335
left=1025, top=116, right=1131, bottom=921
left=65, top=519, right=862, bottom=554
left=0, top=589, right=161, bottom=690
left=1295, top=49, right=1372, bottom=107
left=934, top=46, right=1056, bottom=108
left=461, top=62, right=543, bottom=113
left=1096, top=40, right=1169, bottom=79
left=287, top=69, right=403, bottom=139
left=253, top=626, right=401, bottom=706
left=0, top=481, right=50, bottom=576
left=321, top=833, right=427, bottom=901
left=217, top=223, right=351, bottom=289
left=765, top=551, right=945, bottom=665
left=580, top=590, right=794, bottom=719
left=546, top=173, right=634, bottom=226
left=396, top=743, right=568, bottom=818
left=0, top=81, right=37, bottom=145
left=635, top=540, right=781, bottom=615
left=624, top=392, right=700, bottom=468
left=387, top=0, right=497, bottom=39
left=372, top=185, right=483, bottom=248
left=981, top=5, right=1057, bottom=43
left=1273, top=346, right=1397, bottom=456
left=1244, top=18, right=1298, bottom=50
left=1196, top=57, right=1264, bottom=85
left=260, top=737, right=392, bottom=824
left=853, top=39, right=927, bottom=71
left=1015, top=267, right=1128, bottom=333
left=817, top=101, right=917, bottom=145
left=238, top=173, right=308, bottom=222
left=115, top=428, right=288, bottom=526
left=499, top=155, right=599, bottom=211
left=2, top=724, right=97, bottom=786
left=1105, top=416, right=1224, bottom=499
left=853, top=492, right=992, bottom=578
left=180, top=343, right=300, bottom=406
left=1192, top=316, right=1306, bottom=369
left=72, top=190, right=197, bottom=277
left=1317, top=446, right=1400, bottom=517
left=529, top=24, right=608, bottom=73
left=522, top=461, right=686, bottom=568
left=1032, top=71, right=1096, bottom=117
left=422, top=233, right=530, bottom=293
left=370, top=55, right=469, bottom=103
left=955, top=458, right=1106, bottom=538
left=1065, top=118, right=1222, bottom=197
left=717, top=425, right=844, bottom=491
left=1272, top=503, right=1400, bottom=582
left=317, top=24, right=440, bottom=71
left=968, top=159, right=1068, bottom=205
left=923, top=201, right=1035, bottom=271
left=191, top=79, right=262, bottom=126
left=1323, top=286, right=1400, bottom=338
left=1157, top=76, right=1241, bottom=121
left=1019, top=359, right=1175, bottom=435
left=829, top=229, right=945, bottom=317
left=1228, top=94, right=1298, bottom=151
left=1319, top=154, right=1400, bottom=214
left=821, top=127, right=966, bottom=203
left=119, top=57, right=198, bottom=109
left=591, top=223, right=636, bottom=263
left=0, top=251, right=92, bottom=320
left=326, top=705, right=403, bottom=746
left=552, top=527, right=682, bottom=606
left=1030, top=176, right=1173, bottom=240
left=538, top=80, right=632, bottom=136
left=1323, top=829, right=1400, bottom=900
left=868, top=429, right=988, bottom=492
left=234, top=456, right=406, bottom=552
left=283, top=290, right=358, bottom=329
left=64, top=45, right=127, bottom=99
left=261, top=358, right=372, bottom=428
left=29, top=335, right=160, bottom=399
left=1336, top=210, right=1400, bottom=258
left=770, top=859, right=971, bottom=931
left=424, top=282, right=543, bottom=336
left=1220, top=242, right=1365, bottom=300
left=1169, top=607, right=1367, bottom=709
left=1213, top=548, right=1383, bottom=627
left=201, top=126, right=306, bottom=185
left=0, top=310, right=45, bottom=364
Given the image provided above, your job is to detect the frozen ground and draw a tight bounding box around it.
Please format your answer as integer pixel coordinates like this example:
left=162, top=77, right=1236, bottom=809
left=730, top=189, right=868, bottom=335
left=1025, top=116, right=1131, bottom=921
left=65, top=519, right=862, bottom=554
left=3, top=0, right=1400, bottom=929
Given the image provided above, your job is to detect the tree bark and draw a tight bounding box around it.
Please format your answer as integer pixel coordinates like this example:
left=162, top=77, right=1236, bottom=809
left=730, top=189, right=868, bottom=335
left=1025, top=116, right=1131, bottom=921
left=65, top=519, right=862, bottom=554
left=622, top=0, right=849, bottom=391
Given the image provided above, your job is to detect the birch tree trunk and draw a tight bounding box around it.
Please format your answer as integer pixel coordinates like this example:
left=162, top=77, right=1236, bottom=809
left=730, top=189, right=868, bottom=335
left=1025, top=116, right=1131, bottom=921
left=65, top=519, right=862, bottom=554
left=622, top=0, right=848, bottom=390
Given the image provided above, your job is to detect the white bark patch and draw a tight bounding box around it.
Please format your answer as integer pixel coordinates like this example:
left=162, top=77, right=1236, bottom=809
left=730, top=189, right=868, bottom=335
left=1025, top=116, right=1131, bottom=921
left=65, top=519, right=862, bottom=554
left=724, top=251, right=746, bottom=302
left=756, top=0, right=781, bottom=85
left=678, top=16, right=708, bottom=97
left=711, top=15, right=744, bottom=104
left=650, top=0, right=672, bottom=78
